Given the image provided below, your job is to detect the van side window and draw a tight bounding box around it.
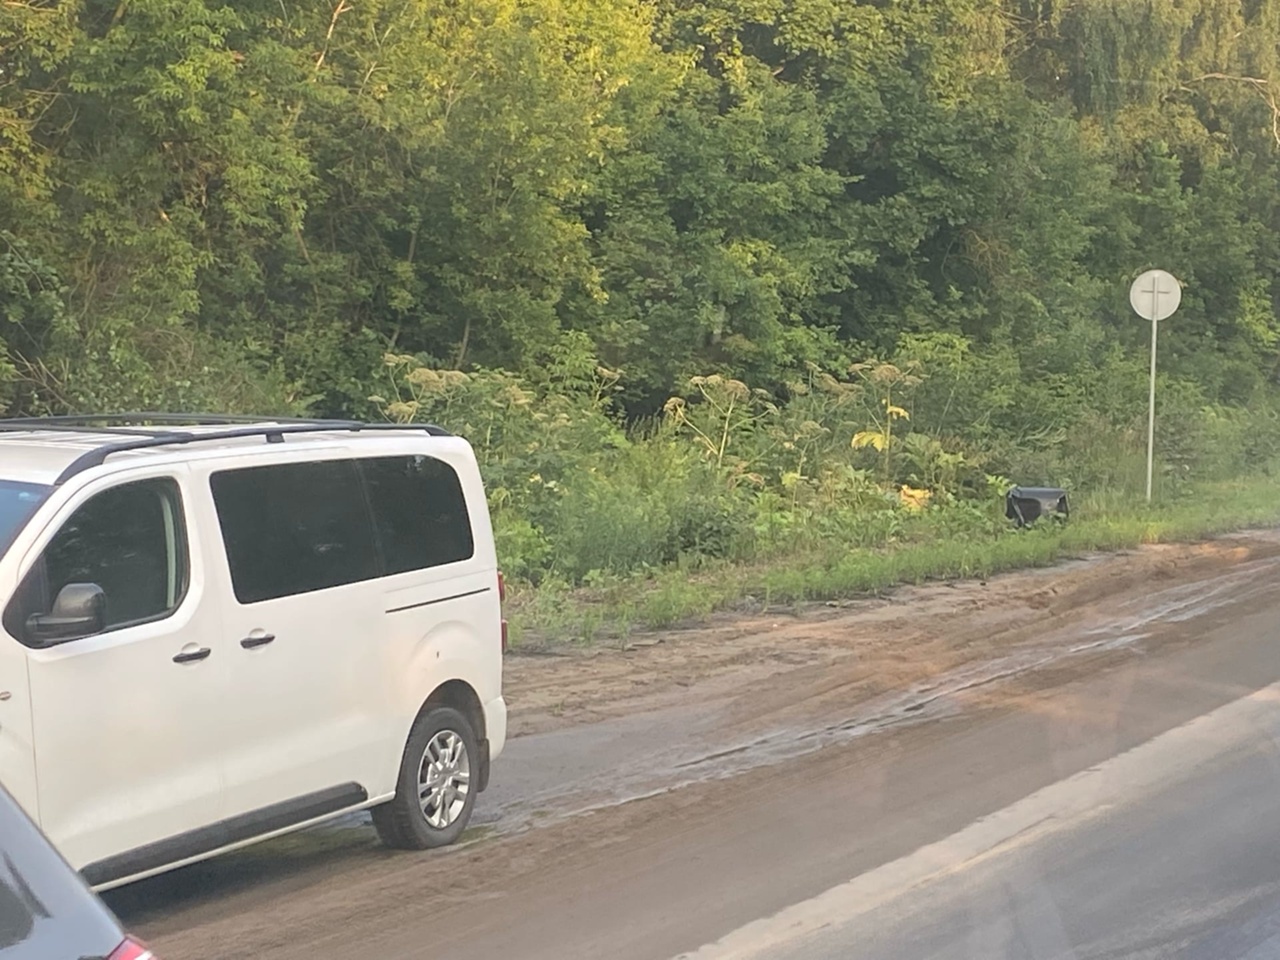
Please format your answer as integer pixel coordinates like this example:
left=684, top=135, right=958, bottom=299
left=359, top=455, right=475, bottom=574
left=211, top=460, right=379, bottom=604
left=1, top=479, right=188, bottom=645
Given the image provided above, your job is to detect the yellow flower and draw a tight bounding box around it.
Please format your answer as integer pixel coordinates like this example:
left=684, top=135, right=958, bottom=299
left=899, top=485, right=931, bottom=511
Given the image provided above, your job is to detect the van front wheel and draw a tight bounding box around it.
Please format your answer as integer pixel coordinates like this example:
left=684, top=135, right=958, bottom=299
left=373, top=706, right=479, bottom=850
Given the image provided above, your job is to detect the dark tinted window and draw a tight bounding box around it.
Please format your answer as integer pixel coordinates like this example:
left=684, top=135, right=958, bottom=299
left=211, top=460, right=379, bottom=604
left=3, top=479, right=187, bottom=643
left=360, top=456, right=474, bottom=575
left=0, top=482, right=49, bottom=557
left=0, top=787, right=122, bottom=960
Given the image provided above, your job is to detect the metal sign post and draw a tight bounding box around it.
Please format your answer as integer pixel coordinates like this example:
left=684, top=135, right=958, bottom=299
left=1128, top=269, right=1182, bottom=502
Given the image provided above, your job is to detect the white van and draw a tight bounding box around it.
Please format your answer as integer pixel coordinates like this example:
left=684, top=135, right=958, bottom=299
left=0, top=415, right=506, bottom=890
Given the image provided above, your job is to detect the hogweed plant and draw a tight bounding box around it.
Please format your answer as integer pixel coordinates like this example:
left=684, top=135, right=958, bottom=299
left=849, top=359, right=925, bottom=482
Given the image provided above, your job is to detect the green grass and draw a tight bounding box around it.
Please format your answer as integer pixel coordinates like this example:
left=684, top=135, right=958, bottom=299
left=506, top=475, right=1280, bottom=646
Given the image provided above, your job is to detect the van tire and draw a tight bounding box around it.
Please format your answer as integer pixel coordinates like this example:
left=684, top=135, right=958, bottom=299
left=373, top=706, right=479, bottom=850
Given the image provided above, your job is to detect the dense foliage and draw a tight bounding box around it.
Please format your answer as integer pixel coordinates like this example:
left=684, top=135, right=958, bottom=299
left=4, top=0, right=1280, bottom=583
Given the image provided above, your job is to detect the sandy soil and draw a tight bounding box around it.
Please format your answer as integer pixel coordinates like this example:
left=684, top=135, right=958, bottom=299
left=504, top=533, right=1280, bottom=737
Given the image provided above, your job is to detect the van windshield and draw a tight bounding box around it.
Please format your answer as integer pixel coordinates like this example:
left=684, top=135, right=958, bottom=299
left=0, top=481, right=49, bottom=556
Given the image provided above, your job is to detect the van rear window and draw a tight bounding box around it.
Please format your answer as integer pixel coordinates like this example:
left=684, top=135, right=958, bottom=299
left=359, top=455, right=474, bottom=575
left=210, top=455, right=474, bottom=604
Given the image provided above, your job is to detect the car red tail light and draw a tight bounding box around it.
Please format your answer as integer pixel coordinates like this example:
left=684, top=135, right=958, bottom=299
left=109, top=936, right=156, bottom=960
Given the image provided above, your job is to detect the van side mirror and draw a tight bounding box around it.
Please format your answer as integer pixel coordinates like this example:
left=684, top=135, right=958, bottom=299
left=25, top=583, right=107, bottom=644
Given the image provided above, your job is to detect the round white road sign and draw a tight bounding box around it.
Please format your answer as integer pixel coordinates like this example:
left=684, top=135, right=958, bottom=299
left=1129, top=269, right=1182, bottom=322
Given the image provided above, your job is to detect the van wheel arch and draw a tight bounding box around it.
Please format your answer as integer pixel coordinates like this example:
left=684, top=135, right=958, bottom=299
left=418, top=679, right=485, bottom=742
left=414, top=679, right=488, bottom=791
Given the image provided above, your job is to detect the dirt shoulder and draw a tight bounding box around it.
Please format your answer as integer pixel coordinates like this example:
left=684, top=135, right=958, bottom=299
left=504, top=531, right=1280, bottom=738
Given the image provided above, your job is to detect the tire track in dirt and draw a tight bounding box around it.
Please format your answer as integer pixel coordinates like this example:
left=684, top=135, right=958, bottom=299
left=503, top=532, right=1280, bottom=741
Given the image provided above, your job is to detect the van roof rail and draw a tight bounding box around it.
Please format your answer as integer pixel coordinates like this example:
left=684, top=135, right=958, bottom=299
left=0, top=414, right=452, bottom=485
left=0, top=412, right=364, bottom=428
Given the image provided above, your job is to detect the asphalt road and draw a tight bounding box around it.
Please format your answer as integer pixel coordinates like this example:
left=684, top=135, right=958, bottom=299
left=116, top=544, right=1280, bottom=960
left=689, top=677, right=1280, bottom=960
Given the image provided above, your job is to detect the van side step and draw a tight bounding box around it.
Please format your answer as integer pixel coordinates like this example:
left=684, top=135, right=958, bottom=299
left=81, top=782, right=368, bottom=887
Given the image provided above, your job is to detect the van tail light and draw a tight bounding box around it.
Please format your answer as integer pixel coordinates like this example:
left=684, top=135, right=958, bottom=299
left=109, top=937, right=157, bottom=960
left=497, top=571, right=508, bottom=653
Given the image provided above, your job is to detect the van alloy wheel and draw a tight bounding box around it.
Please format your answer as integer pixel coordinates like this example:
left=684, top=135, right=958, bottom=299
left=373, top=705, right=479, bottom=849
left=419, top=729, right=470, bottom=828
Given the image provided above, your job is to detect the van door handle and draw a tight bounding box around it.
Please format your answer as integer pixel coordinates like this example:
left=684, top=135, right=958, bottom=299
left=240, top=634, right=276, bottom=649
left=173, top=647, right=212, bottom=664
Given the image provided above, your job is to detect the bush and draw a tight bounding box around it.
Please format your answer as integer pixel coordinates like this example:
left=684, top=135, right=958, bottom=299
left=373, top=341, right=1280, bottom=590
left=548, top=441, right=752, bottom=580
